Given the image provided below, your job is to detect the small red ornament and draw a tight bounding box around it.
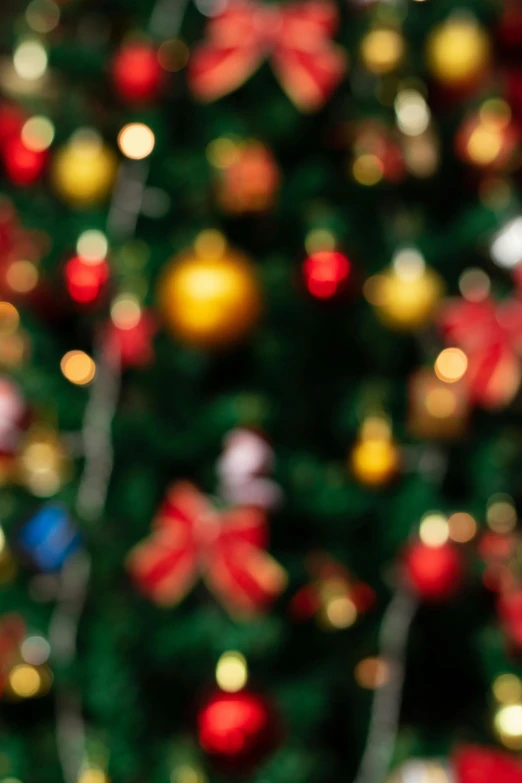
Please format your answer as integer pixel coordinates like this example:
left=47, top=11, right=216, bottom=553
left=111, top=42, right=165, bottom=104
left=453, top=744, right=522, bottom=783
left=402, top=541, right=463, bottom=601
left=303, top=250, right=351, bottom=299
left=105, top=310, right=157, bottom=368
left=197, top=689, right=280, bottom=772
left=127, top=482, right=287, bottom=619
left=2, top=136, right=47, bottom=186
left=64, top=256, right=109, bottom=305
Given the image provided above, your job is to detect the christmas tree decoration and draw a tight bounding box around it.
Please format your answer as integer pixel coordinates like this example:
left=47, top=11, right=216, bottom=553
left=0, top=376, right=26, bottom=456
left=0, top=614, right=52, bottom=701
left=290, top=553, right=375, bottom=630
left=408, top=367, right=469, bottom=439
left=216, top=428, right=282, bottom=510
left=209, top=139, right=280, bottom=214
left=197, top=689, right=280, bottom=772
left=127, top=481, right=287, bottom=618
left=402, top=539, right=463, bottom=601
left=111, top=41, right=165, bottom=104
left=51, top=133, right=118, bottom=208
left=360, top=27, right=405, bottom=75
left=18, top=503, right=81, bottom=572
left=215, top=651, right=248, bottom=693
left=64, top=254, right=110, bottom=306
left=60, top=350, right=96, bottom=386
left=303, top=249, right=352, bottom=299
left=350, top=416, right=400, bottom=487
left=2, top=134, right=48, bottom=185
left=157, top=231, right=262, bottom=349
left=456, top=100, right=519, bottom=171
left=387, top=760, right=451, bottom=783
left=117, top=122, right=155, bottom=160
left=351, top=121, right=406, bottom=186
left=426, top=16, right=491, bottom=87
left=453, top=744, right=522, bottom=782
left=365, top=249, right=443, bottom=331
left=105, top=297, right=156, bottom=368
left=17, top=425, right=71, bottom=497
left=189, top=0, right=347, bottom=112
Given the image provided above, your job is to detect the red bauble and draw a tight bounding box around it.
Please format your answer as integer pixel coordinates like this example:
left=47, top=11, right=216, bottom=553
left=105, top=310, right=156, bottom=368
left=3, top=137, right=47, bottom=186
left=197, top=689, right=280, bottom=772
left=111, top=42, right=165, bottom=104
left=402, top=541, right=463, bottom=601
left=64, top=256, right=109, bottom=305
left=453, top=744, right=522, bottom=783
left=303, top=250, right=352, bottom=299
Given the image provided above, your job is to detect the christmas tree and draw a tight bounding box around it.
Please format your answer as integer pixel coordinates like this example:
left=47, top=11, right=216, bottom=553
left=2, top=0, right=522, bottom=782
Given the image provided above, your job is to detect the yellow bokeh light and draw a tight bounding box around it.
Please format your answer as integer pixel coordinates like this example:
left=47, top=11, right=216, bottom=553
left=0, top=302, right=20, bottom=335
left=13, top=40, right=48, bottom=81
left=435, top=348, right=468, bottom=383
left=352, top=154, right=384, bottom=186
left=495, top=704, right=522, bottom=748
left=215, top=651, right=248, bottom=693
left=325, top=595, right=357, bottom=629
left=419, top=513, right=449, bottom=547
left=110, top=294, right=141, bottom=330
left=467, top=124, right=503, bottom=166
left=78, top=770, right=109, bottom=783
left=6, top=260, right=39, bottom=294
left=21, top=116, right=54, bottom=152
left=206, top=137, right=240, bottom=169
left=493, top=674, right=522, bottom=705
left=487, top=496, right=517, bottom=534
left=118, top=123, right=155, bottom=160
left=171, top=765, right=207, bottom=783
left=9, top=664, right=41, bottom=698
left=361, top=29, right=404, bottom=75
left=448, top=512, right=477, bottom=543
left=393, top=248, right=425, bottom=282
left=425, top=387, right=457, bottom=418
left=60, top=350, right=96, bottom=386
left=355, top=657, right=390, bottom=689
left=77, top=230, right=108, bottom=262
left=395, top=90, right=431, bottom=137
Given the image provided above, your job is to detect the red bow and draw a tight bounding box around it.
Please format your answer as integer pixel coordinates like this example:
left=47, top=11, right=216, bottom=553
left=188, top=0, right=347, bottom=112
left=454, top=745, right=522, bottom=783
left=127, top=482, right=287, bottom=619
left=439, top=297, right=522, bottom=408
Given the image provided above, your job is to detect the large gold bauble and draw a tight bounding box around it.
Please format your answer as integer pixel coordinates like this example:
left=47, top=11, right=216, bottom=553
left=368, top=263, right=443, bottom=331
left=426, top=18, right=490, bottom=86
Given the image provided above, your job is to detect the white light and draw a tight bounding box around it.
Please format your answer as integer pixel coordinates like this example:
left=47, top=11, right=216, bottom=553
left=13, top=40, right=48, bottom=81
left=491, top=217, right=522, bottom=269
left=77, top=230, right=108, bottom=262
left=195, top=0, right=228, bottom=16
left=395, top=90, right=431, bottom=137
left=21, top=635, right=51, bottom=665
left=392, top=248, right=426, bottom=281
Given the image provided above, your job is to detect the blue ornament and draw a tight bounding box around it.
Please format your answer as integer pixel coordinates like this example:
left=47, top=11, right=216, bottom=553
left=19, top=504, right=81, bottom=571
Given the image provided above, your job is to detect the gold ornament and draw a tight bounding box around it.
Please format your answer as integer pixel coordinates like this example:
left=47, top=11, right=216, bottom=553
left=360, top=28, right=405, bottom=75
left=157, top=230, right=262, bottom=349
left=365, top=249, right=443, bottom=331
left=17, top=425, right=72, bottom=497
left=426, top=17, right=490, bottom=87
left=51, top=132, right=117, bottom=208
left=350, top=416, right=400, bottom=487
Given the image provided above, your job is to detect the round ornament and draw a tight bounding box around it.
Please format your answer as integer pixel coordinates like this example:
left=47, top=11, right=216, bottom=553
left=64, top=255, right=109, bottom=306
left=3, top=136, right=47, bottom=186
left=157, top=231, right=262, bottom=349
left=426, top=17, right=490, bottom=87
left=402, top=541, right=463, bottom=601
left=111, top=42, right=165, bottom=104
left=360, top=28, right=405, bottom=75
left=350, top=416, right=400, bottom=487
left=51, top=134, right=117, bottom=208
left=197, top=689, right=280, bottom=772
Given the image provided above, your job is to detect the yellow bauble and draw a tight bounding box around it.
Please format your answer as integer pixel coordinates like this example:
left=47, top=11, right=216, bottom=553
left=350, top=438, right=400, bottom=487
left=426, top=18, right=490, bottom=86
left=52, top=134, right=118, bottom=208
left=158, top=231, right=262, bottom=349
left=360, top=28, right=405, bottom=75
left=367, top=255, right=443, bottom=331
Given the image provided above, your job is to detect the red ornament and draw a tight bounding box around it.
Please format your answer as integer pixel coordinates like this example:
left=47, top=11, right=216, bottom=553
left=189, top=0, right=347, bottom=112
left=64, top=256, right=109, bottom=305
left=402, top=541, right=463, bottom=601
left=453, top=745, right=522, bottom=783
left=0, top=103, right=27, bottom=148
left=214, top=141, right=280, bottom=214
left=303, top=250, right=351, bottom=299
left=2, top=136, right=47, bottom=186
left=127, top=482, right=287, bottom=619
left=105, top=310, right=157, bottom=368
left=197, top=689, right=280, bottom=772
left=111, top=42, right=165, bottom=104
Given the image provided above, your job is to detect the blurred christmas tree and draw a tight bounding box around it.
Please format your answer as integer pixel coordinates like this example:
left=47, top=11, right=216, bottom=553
left=3, top=0, right=522, bottom=782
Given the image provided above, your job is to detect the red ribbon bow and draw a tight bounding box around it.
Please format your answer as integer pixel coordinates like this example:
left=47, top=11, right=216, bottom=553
left=127, top=482, right=287, bottom=619
left=188, top=0, right=347, bottom=111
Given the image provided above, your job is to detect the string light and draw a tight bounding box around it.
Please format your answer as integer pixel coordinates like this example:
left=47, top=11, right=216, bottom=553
left=434, top=348, right=468, bottom=383
left=110, top=294, right=142, bottom=330
left=77, top=230, right=108, bottom=262
left=215, top=651, right=248, bottom=693
left=487, top=495, right=517, bottom=534
left=117, top=123, right=155, bottom=160
left=0, top=302, right=20, bottom=334
left=303, top=250, right=351, bottom=299
left=393, top=248, right=425, bottom=281
left=491, top=217, right=522, bottom=269
left=419, top=513, right=449, bottom=547
left=60, top=351, right=96, bottom=386
left=352, top=154, right=383, bottom=186
left=395, top=90, right=431, bottom=136
left=13, top=40, right=48, bottom=81
left=21, top=116, right=54, bottom=151
left=355, top=657, right=390, bottom=689
left=21, top=636, right=50, bottom=666
left=8, top=663, right=42, bottom=698
left=448, top=512, right=477, bottom=543
left=493, top=674, right=522, bottom=705
left=324, top=594, right=357, bottom=629
left=6, top=260, right=39, bottom=293
left=495, top=704, right=522, bottom=749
